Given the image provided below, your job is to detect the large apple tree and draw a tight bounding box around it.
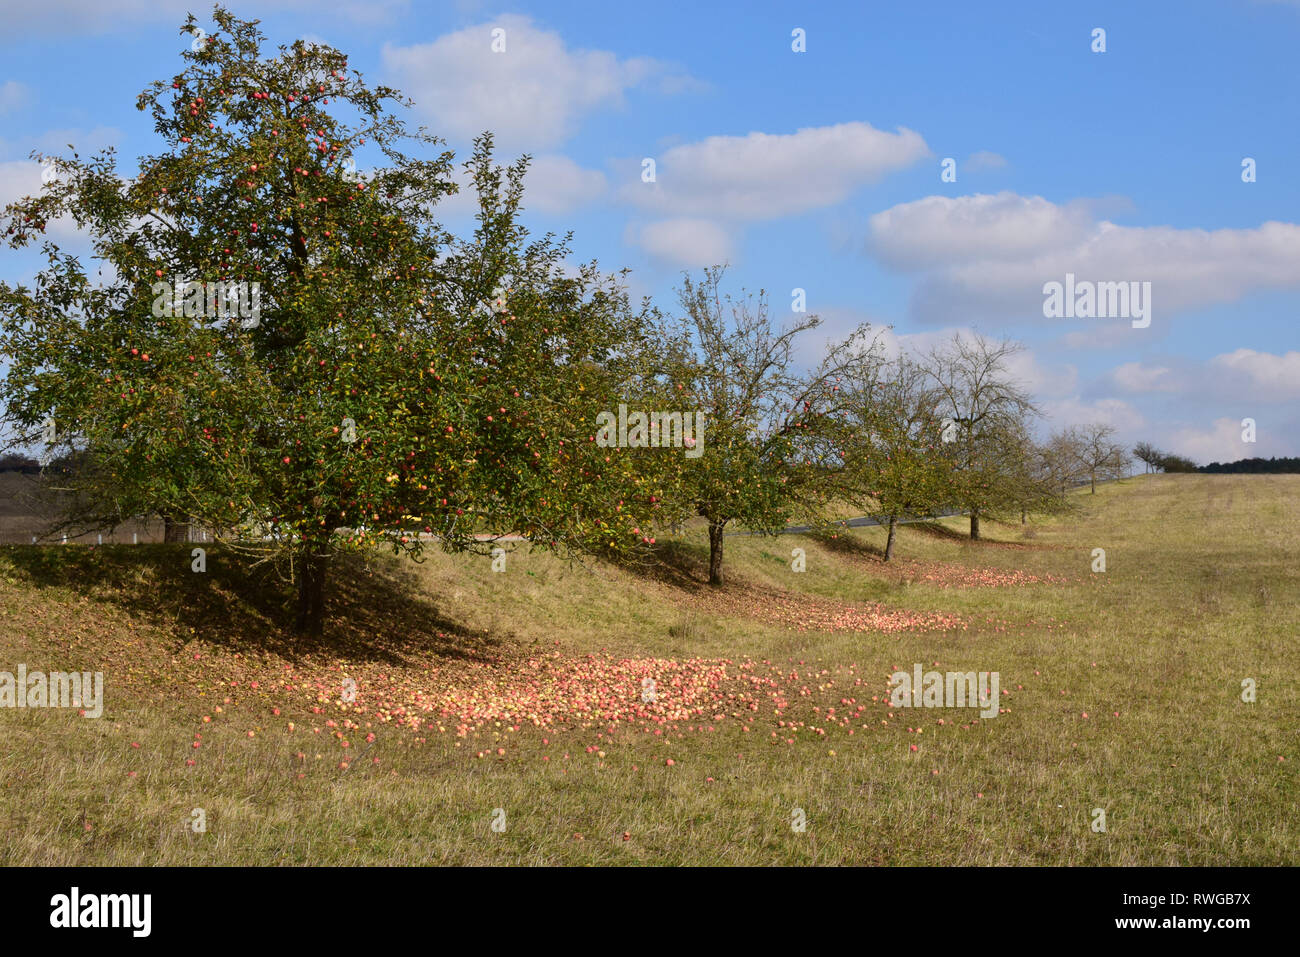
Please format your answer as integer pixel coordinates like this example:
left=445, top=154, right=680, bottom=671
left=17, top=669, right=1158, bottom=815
left=0, top=8, right=678, bottom=634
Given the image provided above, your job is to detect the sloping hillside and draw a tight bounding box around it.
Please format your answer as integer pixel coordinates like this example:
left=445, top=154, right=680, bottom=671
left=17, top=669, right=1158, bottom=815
left=0, top=474, right=1295, bottom=865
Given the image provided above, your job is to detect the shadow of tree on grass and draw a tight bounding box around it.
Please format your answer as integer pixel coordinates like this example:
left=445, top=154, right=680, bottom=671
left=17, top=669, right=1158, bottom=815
left=0, top=544, right=503, bottom=667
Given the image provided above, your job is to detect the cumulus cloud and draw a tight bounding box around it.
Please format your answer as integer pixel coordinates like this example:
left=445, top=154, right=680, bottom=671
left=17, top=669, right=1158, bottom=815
left=865, top=191, right=1300, bottom=327
left=382, top=15, right=697, bottom=151
left=622, top=122, right=929, bottom=222
left=1111, top=362, right=1185, bottom=394
left=867, top=192, right=1095, bottom=270
left=1041, top=396, right=1145, bottom=432
left=627, top=218, right=734, bottom=270
left=520, top=154, right=606, bottom=214
left=424, top=152, right=607, bottom=223
left=964, top=150, right=1006, bottom=172
left=1210, top=348, right=1300, bottom=401
left=1168, top=417, right=1258, bottom=464
left=1107, top=350, right=1300, bottom=403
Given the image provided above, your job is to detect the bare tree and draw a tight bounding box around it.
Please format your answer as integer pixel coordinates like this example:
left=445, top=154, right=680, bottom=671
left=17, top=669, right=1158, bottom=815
left=1132, top=441, right=1163, bottom=474
left=1006, top=427, right=1076, bottom=523
left=1042, top=428, right=1086, bottom=497
left=1074, top=423, right=1131, bottom=492
left=920, top=334, right=1038, bottom=540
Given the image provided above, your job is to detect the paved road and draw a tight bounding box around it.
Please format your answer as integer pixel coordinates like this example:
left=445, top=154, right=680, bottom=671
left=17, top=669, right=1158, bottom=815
left=724, top=508, right=969, bottom=537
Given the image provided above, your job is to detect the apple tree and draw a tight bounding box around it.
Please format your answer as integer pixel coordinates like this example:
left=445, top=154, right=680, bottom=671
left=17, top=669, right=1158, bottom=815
left=670, top=267, right=875, bottom=584
left=836, top=353, right=953, bottom=561
left=0, top=8, right=676, bottom=634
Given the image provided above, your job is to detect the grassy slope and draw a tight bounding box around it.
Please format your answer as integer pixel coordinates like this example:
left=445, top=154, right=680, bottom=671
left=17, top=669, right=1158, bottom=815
left=0, top=473, right=1295, bottom=865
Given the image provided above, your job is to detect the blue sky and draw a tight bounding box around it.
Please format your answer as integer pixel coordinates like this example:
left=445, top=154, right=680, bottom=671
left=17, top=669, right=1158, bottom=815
left=2, top=0, right=1298, bottom=462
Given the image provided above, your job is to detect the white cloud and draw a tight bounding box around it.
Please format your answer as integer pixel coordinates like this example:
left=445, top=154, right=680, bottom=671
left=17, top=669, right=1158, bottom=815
left=1168, top=417, right=1257, bottom=464
left=382, top=15, right=696, bottom=151
left=866, top=191, right=1300, bottom=327
left=867, top=192, right=1097, bottom=269
left=964, top=150, right=1006, bottom=172
left=424, top=152, right=607, bottom=222
left=1107, top=350, right=1300, bottom=403
left=628, top=218, right=733, bottom=270
left=622, top=122, right=929, bottom=222
left=1041, top=396, right=1145, bottom=433
left=1003, top=348, right=1078, bottom=399
left=1111, top=362, right=1184, bottom=394
left=521, top=155, right=606, bottom=214
left=1210, top=348, right=1300, bottom=401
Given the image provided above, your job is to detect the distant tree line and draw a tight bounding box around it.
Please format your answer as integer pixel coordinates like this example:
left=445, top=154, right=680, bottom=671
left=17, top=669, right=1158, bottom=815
left=1132, top=444, right=1300, bottom=475
left=0, top=453, right=40, bottom=474
left=1132, top=442, right=1198, bottom=473
left=1199, top=456, right=1300, bottom=474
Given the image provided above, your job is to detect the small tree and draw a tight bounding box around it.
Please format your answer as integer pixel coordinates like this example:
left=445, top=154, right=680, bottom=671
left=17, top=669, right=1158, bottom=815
left=1132, top=441, right=1163, bottom=474
left=1074, top=423, right=1131, bottom=492
left=671, top=266, right=874, bottom=584
left=920, top=334, right=1038, bottom=539
left=1003, top=427, right=1075, bottom=523
left=1041, top=428, right=1086, bottom=498
left=1156, top=452, right=1198, bottom=473
left=837, top=353, right=950, bottom=561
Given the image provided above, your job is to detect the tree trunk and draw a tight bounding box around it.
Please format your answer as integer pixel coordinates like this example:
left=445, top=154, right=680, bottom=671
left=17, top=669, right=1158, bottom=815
left=970, top=509, right=981, bottom=541
left=1090, top=472, right=1097, bottom=494
left=884, top=515, right=898, bottom=562
left=1021, top=508, right=1027, bottom=524
left=707, top=520, right=725, bottom=586
left=295, top=548, right=330, bottom=636
left=163, top=514, right=188, bottom=543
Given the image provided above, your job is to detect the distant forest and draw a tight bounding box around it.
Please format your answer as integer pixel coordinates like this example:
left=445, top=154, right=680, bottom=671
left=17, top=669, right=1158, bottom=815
left=0, top=454, right=42, bottom=475
left=1198, top=456, right=1300, bottom=474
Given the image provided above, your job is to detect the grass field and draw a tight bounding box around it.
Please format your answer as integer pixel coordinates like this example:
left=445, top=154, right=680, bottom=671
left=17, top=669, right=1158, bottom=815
left=0, top=473, right=1295, bottom=865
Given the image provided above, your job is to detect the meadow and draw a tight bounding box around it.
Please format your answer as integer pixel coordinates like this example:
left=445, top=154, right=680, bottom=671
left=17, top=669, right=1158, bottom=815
left=0, top=473, right=1294, bottom=865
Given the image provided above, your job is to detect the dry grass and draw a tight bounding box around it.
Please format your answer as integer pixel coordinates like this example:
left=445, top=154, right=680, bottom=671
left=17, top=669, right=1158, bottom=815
left=0, top=474, right=1295, bottom=864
